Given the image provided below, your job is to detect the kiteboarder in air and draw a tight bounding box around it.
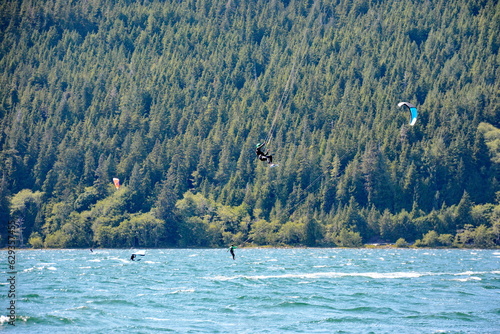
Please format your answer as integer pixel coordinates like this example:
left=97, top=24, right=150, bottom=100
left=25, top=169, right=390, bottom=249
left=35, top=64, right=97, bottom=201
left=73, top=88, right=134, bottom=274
left=255, top=143, right=273, bottom=165
left=228, top=245, right=236, bottom=260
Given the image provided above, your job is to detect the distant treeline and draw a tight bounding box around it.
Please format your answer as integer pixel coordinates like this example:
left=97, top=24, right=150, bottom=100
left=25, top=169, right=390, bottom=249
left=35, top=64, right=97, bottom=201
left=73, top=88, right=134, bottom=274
left=1, top=0, right=499, bottom=249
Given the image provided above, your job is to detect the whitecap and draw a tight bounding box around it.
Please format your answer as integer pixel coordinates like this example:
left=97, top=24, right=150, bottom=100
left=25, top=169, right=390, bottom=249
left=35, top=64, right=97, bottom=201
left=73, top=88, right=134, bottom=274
left=455, top=271, right=486, bottom=276
left=269, top=266, right=285, bottom=271
left=67, top=305, right=88, bottom=311
left=171, top=289, right=195, bottom=294
left=206, top=271, right=425, bottom=281
left=359, top=272, right=423, bottom=279
left=451, top=277, right=482, bottom=282
left=0, top=315, right=29, bottom=325
left=208, top=275, right=237, bottom=281
left=0, top=315, right=28, bottom=325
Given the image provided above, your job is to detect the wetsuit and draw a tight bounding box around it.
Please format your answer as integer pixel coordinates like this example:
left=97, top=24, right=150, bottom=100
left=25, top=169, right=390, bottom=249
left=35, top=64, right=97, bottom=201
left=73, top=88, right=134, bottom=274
left=256, top=143, right=273, bottom=164
left=228, top=246, right=235, bottom=260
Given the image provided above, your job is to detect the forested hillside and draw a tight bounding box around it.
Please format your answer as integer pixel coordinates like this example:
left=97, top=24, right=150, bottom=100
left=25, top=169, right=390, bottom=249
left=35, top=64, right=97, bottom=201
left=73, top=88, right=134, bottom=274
left=1, top=0, right=499, bottom=248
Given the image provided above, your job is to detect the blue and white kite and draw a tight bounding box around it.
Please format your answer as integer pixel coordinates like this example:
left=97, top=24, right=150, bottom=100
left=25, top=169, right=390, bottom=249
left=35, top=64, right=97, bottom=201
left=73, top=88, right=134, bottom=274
left=398, top=102, right=418, bottom=126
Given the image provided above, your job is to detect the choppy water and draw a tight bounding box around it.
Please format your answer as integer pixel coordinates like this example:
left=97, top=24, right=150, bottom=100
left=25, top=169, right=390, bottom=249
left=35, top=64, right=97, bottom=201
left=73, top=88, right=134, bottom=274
left=1, top=248, right=499, bottom=333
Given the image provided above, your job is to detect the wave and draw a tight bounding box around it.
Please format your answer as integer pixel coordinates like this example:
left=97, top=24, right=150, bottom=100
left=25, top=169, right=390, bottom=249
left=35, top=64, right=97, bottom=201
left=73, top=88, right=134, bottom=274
left=207, top=271, right=427, bottom=281
left=274, top=301, right=311, bottom=308
left=23, top=293, right=41, bottom=298
left=207, top=269, right=500, bottom=282
left=340, top=306, right=398, bottom=315
left=87, top=299, right=137, bottom=306
left=451, top=277, right=482, bottom=282
left=1, top=314, right=77, bottom=326
left=312, top=316, right=369, bottom=324
left=405, top=311, right=478, bottom=322
left=145, top=316, right=171, bottom=321
left=0, top=315, right=29, bottom=325
left=23, top=265, right=57, bottom=272
left=170, top=289, right=195, bottom=294
left=449, top=271, right=491, bottom=281
left=272, top=300, right=339, bottom=311
left=65, top=305, right=89, bottom=311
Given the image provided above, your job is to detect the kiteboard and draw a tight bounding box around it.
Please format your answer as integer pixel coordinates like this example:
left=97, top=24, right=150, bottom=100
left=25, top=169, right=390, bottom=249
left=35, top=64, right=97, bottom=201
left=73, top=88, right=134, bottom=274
left=270, top=164, right=279, bottom=168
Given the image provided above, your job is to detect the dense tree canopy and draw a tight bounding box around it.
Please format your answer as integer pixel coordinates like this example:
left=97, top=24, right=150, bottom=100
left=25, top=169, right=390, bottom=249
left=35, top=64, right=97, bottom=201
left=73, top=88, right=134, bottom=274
left=1, top=0, right=499, bottom=248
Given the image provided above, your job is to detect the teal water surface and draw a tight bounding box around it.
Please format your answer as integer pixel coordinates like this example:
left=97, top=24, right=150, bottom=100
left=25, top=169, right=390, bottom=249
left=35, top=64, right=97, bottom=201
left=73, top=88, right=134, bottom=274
left=1, top=248, right=499, bottom=333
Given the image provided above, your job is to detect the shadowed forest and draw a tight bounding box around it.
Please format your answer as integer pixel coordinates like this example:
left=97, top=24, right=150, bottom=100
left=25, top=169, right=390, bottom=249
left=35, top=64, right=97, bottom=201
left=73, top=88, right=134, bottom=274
left=1, top=0, right=499, bottom=248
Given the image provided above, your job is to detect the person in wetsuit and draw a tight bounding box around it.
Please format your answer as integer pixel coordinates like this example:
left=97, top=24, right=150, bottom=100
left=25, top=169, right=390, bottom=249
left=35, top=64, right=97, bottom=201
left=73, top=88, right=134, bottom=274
left=228, top=245, right=236, bottom=260
left=255, top=143, right=273, bottom=164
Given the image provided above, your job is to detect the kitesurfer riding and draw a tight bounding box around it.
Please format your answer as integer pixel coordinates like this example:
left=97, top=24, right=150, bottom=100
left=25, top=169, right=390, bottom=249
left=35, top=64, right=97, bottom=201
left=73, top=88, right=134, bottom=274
left=131, top=250, right=145, bottom=261
left=256, top=143, right=273, bottom=165
left=131, top=254, right=140, bottom=261
left=228, top=245, right=236, bottom=260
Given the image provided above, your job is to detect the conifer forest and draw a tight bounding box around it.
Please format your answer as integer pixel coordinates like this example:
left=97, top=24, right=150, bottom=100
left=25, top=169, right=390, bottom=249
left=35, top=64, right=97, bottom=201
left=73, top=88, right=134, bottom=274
left=1, top=0, right=499, bottom=248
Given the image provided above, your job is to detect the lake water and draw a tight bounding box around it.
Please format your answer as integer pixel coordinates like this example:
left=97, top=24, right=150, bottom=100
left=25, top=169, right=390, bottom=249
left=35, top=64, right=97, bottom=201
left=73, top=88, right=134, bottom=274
left=1, top=248, right=499, bottom=333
